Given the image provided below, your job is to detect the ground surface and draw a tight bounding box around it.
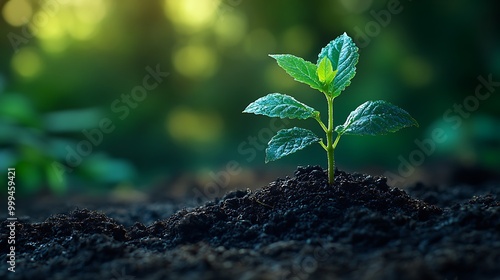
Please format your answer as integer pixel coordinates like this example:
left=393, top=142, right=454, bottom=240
left=1, top=166, right=499, bottom=280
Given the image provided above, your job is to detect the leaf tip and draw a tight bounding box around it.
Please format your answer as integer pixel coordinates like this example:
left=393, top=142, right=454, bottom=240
left=264, top=150, right=274, bottom=163
left=242, top=104, right=252, bottom=114
left=412, top=118, right=419, bottom=127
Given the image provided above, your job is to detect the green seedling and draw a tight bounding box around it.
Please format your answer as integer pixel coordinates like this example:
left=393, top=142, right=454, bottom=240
left=243, top=33, right=418, bottom=184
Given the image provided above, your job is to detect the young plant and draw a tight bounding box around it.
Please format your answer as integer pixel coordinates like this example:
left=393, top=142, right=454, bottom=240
left=243, top=33, right=418, bottom=184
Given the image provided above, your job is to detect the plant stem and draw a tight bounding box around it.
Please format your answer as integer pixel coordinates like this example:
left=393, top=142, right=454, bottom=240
left=315, top=115, right=328, bottom=132
left=326, top=96, right=335, bottom=185
left=332, top=133, right=341, bottom=149
left=319, top=140, right=328, bottom=151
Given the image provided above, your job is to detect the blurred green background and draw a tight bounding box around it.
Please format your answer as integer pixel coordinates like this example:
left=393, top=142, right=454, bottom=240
left=1, top=0, right=499, bottom=199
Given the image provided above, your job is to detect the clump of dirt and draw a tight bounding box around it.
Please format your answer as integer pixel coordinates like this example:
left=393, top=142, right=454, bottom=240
left=1, top=166, right=499, bottom=280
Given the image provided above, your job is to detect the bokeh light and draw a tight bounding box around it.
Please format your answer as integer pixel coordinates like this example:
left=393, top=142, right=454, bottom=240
left=28, top=0, right=109, bottom=53
left=173, top=44, right=218, bottom=79
left=11, top=48, right=42, bottom=78
left=2, top=0, right=33, bottom=27
left=214, top=12, right=247, bottom=48
left=166, top=107, right=224, bottom=145
left=163, top=0, right=221, bottom=33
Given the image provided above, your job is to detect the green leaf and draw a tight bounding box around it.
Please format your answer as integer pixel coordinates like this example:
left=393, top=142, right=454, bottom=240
left=266, top=127, right=320, bottom=162
left=317, top=33, right=359, bottom=97
left=335, top=100, right=419, bottom=136
left=316, top=56, right=337, bottom=85
left=269, top=54, right=323, bottom=92
left=243, top=93, right=318, bottom=120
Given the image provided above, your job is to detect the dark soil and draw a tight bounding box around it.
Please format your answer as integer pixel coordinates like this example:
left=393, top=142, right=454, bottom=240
left=1, top=166, right=499, bottom=280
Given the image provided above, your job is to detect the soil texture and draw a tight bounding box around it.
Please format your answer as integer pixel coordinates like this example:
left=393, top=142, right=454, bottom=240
left=1, top=166, right=499, bottom=280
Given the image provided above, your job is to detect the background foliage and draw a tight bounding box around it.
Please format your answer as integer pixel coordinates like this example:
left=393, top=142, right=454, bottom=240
left=1, top=0, right=499, bottom=197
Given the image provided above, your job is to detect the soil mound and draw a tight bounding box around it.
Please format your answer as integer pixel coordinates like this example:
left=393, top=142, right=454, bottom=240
left=1, top=166, right=499, bottom=280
